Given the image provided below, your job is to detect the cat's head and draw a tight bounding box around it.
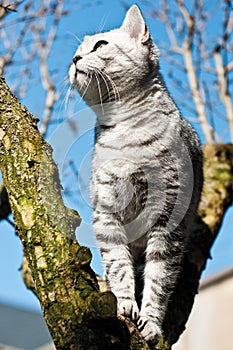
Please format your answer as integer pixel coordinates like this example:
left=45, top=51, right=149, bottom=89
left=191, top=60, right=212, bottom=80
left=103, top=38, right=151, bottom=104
left=69, top=4, right=159, bottom=107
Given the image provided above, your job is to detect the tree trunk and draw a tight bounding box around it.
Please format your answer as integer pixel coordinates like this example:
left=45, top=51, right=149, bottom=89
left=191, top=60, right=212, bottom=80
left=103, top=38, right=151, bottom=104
left=0, top=77, right=232, bottom=349
left=0, top=77, right=150, bottom=349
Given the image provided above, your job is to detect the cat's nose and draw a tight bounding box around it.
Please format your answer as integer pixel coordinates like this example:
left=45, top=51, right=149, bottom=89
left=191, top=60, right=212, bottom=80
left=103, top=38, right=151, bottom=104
left=73, top=55, right=82, bottom=64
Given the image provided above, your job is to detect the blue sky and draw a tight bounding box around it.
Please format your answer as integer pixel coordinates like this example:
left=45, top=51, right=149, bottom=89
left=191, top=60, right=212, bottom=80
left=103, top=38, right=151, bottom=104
left=0, top=0, right=232, bottom=312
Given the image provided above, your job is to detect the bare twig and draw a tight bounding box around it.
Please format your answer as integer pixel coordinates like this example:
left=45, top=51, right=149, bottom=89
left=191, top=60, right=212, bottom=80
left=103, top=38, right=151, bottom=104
left=177, top=0, right=215, bottom=144
left=0, top=15, right=30, bottom=76
left=161, top=0, right=183, bottom=54
left=32, top=0, right=65, bottom=137
left=225, top=60, right=233, bottom=73
left=0, top=1, right=21, bottom=20
left=214, top=47, right=233, bottom=142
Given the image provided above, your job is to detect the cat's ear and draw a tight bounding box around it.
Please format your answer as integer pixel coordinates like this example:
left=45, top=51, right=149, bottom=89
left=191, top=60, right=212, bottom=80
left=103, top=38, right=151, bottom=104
left=121, top=5, right=150, bottom=44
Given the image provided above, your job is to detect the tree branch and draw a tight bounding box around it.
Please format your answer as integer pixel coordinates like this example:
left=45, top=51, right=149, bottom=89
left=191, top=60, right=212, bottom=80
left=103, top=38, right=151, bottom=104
left=177, top=0, right=215, bottom=144
left=0, top=77, right=150, bottom=350
left=225, top=60, right=233, bottom=73
left=213, top=47, right=233, bottom=143
left=33, top=1, right=65, bottom=137
left=0, top=2, right=20, bottom=20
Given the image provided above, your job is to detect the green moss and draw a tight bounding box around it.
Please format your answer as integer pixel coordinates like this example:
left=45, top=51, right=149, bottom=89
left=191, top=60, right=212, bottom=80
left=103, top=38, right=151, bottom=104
left=86, top=291, right=117, bottom=319
left=155, top=336, right=171, bottom=350
left=215, top=168, right=232, bottom=182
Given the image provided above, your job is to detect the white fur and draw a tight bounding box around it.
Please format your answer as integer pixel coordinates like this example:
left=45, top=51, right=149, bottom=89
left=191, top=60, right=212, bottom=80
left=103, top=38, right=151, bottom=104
left=70, top=5, right=203, bottom=345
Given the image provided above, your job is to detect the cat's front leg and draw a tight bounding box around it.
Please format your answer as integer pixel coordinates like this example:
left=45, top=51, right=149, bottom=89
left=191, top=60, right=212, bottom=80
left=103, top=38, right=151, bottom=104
left=93, top=213, right=139, bottom=319
left=92, top=159, right=140, bottom=320
left=100, top=244, right=139, bottom=320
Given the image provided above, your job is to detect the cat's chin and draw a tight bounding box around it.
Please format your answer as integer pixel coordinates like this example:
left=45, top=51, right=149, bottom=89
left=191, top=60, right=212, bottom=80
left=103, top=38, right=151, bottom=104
left=69, top=65, right=87, bottom=88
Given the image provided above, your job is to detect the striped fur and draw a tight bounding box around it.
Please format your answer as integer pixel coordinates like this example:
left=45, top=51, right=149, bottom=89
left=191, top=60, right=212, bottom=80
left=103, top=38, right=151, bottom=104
left=69, top=5, right=203, bottom=345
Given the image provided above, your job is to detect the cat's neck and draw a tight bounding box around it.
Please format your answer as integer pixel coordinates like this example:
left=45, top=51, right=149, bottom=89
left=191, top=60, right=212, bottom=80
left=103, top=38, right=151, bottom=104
left=93, top=73, right=168, bottom=127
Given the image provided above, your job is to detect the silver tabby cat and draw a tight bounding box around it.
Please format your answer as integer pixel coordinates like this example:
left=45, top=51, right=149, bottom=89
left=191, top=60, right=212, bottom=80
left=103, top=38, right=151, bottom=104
left=69, top=4, right=203, bottom=345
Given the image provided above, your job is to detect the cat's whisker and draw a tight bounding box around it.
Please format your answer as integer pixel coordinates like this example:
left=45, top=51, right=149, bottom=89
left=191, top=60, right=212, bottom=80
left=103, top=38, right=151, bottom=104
left=93, top=71, right=105, bottom=115
left=86, top=64, right=120, bottom=103
left=80, top=71, right=93, bottom=102
left=87, top=65, right=112, bottom=102
left=98, top=70, right=120, bottom=103
left=58, top=79, right=69, bottom=110
left=67, top=31, right=82, bottom=44
left=55, top=78, right=73, bottom=121
left=96, top=68, right=121, bottom=103
left=69, top=71, right=92, bottom=109
left=104, top=72, right=121, bottom=102
left=97, top=14, right=109, bottom=33
left=95, top=70, right=111, bottom=102
left=64, top=84, right=73, bottom=113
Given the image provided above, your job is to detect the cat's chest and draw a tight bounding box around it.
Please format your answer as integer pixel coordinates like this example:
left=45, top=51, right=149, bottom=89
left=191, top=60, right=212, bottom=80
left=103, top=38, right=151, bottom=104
left=93, top=121, right=180, bottom=173
left=94, top=124, right=159, bottom=161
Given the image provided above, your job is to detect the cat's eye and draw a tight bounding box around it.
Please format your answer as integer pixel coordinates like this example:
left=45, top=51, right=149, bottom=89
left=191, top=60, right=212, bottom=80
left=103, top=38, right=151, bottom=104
left=92, top=40, right=108, bottom=52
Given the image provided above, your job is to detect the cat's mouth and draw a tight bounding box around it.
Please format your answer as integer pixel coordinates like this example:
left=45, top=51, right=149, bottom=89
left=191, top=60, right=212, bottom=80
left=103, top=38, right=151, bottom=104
left=76, top=68, right=86, bottom=75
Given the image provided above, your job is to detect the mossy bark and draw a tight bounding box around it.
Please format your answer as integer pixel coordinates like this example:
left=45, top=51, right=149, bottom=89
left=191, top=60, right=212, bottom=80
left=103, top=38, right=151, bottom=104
left=0, top=77, right=232, bottom=349
left=0, top=77, right=150, bottom=349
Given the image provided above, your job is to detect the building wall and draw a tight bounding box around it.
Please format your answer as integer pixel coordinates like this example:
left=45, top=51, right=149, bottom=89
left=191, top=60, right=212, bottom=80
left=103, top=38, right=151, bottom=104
left=173, top=269, right=233, bottom=350
left=0, top=304, right=52, bottom=350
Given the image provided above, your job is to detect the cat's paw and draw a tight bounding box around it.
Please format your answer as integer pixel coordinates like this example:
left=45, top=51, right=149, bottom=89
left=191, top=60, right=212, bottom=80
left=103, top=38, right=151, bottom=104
left=137, top=316, right=161, bottom=344
left=117, top=299, right=139, bottom=320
